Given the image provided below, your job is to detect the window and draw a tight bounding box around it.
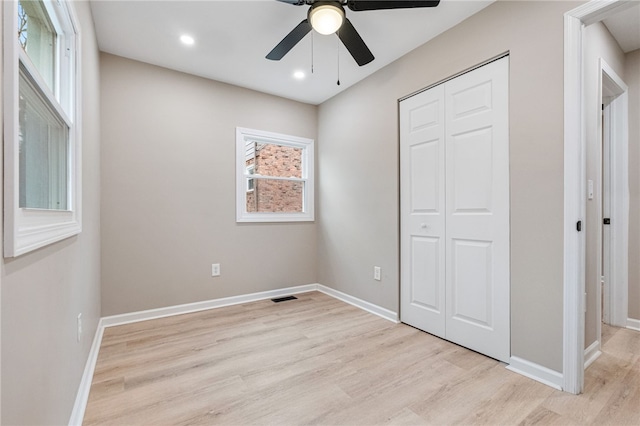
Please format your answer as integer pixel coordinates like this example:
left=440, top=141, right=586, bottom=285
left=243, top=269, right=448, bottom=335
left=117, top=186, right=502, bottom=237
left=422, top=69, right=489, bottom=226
left=236, top=127, right=314, bottom=222
left=3, top=0, right=80, bottom=257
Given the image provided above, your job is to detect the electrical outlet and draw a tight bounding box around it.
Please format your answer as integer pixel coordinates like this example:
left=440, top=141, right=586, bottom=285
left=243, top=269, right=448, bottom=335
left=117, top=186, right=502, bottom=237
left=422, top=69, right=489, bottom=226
left=212, top=263, right=221, bottom=277
left=77, top=313, right=82, bottom=342
left=374, top=266, right=381, bottom=281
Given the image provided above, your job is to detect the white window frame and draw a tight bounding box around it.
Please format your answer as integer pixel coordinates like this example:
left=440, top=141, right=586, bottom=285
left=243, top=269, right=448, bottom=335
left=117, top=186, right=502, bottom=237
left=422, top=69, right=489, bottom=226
left=236, top=127, right=314, bottom=222
left=3, top=0, right=81, bottom=257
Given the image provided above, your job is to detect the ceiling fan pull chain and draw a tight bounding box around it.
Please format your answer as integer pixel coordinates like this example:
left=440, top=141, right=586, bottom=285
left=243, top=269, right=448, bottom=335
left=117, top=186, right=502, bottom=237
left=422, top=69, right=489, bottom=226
left=336, top=36, right=341, bottom=86
left=311, top=31, right=314, bottom=74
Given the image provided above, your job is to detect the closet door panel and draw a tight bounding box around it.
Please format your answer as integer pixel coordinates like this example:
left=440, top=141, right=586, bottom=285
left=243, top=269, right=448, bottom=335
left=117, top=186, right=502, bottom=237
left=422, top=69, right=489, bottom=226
left=450, top=238, right=493, bottom=327
left=445, top=57, right=510, bottom=363
left=450, top=127, right=494, bottom=213
left=400, top=84, right=446, bottom=338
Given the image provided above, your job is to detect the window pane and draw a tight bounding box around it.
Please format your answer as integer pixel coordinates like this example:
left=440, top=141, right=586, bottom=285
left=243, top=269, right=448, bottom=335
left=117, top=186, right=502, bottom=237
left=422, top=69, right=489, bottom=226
left=18, top=0, right=56, bottom=92
left=246, top=165, right=255, bottom=191
left=246, top=179, right=303, bottom=213
left=19, top=69, right=69, bottom=210
left=253, top=143, right=303, bottom=178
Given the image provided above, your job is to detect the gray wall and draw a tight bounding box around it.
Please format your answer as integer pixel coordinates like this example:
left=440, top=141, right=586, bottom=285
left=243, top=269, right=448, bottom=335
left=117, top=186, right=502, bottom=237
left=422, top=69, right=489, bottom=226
left=100, top=54, right=318, bottom=316
left=627, top=48, right=640, bottom=321
left=317, top=0, right=581, bottom=373
left=583, top=22, right=626, bottom=349
left=0, top=1, right=102, bottom=424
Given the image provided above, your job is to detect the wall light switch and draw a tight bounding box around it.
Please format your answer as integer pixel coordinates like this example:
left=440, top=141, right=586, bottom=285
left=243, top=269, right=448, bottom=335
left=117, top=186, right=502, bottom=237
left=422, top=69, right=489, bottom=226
left=77, top=313, right=82, bottom=342
left=374, top=266, right=381, bottom=281
left=588, top=180, right=594, bottom=200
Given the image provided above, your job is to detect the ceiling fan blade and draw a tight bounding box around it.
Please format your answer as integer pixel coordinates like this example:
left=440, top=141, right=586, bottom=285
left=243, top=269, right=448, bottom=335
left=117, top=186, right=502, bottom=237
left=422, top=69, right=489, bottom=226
left=337, top=18, right=374, bottom=66
left=347, top=0, right=440, bottom=11
left=276, top=0, right=306, bottom=5
left=266, top=19, right=312, bottom=61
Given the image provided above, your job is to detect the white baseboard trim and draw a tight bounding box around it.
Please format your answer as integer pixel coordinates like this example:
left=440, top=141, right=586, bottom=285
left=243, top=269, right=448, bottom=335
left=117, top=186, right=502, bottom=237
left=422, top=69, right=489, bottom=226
left=101, top=284, right=318, bottom=328
left=584, top=340, right=602, bottom=369
left=68, top=283, right=396, bottom=425
left=506, top=356, right=563, bottom=391
left=68, top=318, right=106, bottom=426
left=627, top=317, right=640, bottom=331
left=316, top=284, right=399, bottom=323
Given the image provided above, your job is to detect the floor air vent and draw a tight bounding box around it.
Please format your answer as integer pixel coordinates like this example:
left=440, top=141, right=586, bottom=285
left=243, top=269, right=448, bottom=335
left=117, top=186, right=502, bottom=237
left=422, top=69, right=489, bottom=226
left=271, top=295, right=298, bottom=303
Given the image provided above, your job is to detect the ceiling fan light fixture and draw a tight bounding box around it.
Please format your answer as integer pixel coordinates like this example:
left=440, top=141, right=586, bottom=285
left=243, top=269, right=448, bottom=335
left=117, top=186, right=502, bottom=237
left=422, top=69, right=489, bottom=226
left=309, top=3, right=345, bottom=35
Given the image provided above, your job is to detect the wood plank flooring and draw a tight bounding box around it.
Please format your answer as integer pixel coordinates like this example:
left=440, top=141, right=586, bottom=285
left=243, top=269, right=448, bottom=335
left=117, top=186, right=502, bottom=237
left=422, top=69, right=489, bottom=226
left=83, top=292, right=640, bottom=425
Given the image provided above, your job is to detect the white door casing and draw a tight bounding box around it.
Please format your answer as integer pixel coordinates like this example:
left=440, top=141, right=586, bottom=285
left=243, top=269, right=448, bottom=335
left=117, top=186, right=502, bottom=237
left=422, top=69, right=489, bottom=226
left=400, top=57, right=510, bottom=363
left=602, top=92, right=611, bottom=326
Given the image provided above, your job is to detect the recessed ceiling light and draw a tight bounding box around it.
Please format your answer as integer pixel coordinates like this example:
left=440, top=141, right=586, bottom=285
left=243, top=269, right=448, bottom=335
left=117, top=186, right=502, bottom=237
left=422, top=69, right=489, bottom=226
left=180, top=34, right=195, bottom=46
left=293, top=71, right=305, bottom=80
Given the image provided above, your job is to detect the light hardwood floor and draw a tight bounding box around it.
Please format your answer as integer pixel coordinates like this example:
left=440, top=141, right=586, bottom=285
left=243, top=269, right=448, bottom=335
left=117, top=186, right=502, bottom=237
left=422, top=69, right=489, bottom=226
left=83, top=291, right=640, bottom=425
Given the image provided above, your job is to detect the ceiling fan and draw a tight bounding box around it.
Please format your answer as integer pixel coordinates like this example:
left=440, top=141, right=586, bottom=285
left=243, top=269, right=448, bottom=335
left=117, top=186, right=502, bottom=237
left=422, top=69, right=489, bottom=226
left=266, top=0, right=441, bottom=67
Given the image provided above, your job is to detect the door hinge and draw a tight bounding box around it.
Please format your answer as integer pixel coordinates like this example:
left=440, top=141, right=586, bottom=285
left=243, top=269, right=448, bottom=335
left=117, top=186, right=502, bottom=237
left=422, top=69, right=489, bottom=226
left=603, top=218, right=611, bottom=225
left=577, top=220, right=582, bottom=232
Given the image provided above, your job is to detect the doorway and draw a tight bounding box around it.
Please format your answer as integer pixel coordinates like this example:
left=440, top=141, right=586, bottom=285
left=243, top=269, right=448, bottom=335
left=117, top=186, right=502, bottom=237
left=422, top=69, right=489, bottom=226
left=584, top=59, right=629, bottom=370
left=564, top=0, right=637, bottom=394
left=599, top=61, right=629, bottom=332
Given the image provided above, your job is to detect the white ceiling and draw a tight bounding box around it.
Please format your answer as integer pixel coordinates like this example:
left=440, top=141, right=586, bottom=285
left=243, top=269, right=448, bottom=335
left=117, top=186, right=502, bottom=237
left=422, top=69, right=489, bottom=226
left=89, top=0, right=493, bottom=105
left=603, top=2, right=640, bottom=53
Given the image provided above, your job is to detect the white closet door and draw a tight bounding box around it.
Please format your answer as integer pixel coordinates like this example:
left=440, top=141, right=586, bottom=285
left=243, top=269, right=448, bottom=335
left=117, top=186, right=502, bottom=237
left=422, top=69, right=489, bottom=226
left=444, top=57, right=510, bottom=363
left=400, top=84, right=446, bottom=338
left=400, top=57, right=510, bottom=363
